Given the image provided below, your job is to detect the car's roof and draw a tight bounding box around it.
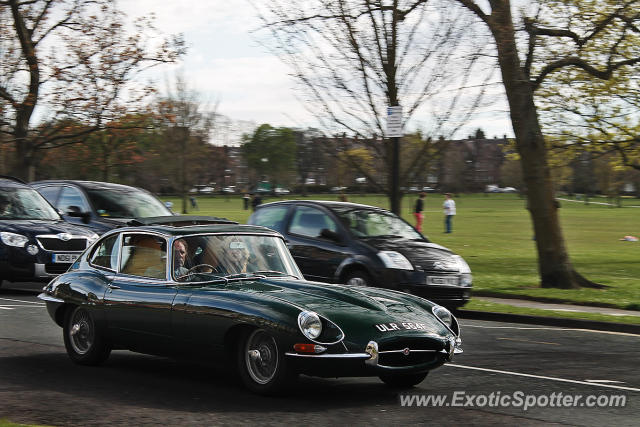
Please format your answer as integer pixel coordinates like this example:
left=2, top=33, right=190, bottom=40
left=259, top=200, right=389, bottom=212
left=31, top=179, right=146, bottom=192
left=0, top=176, right=30, bottom=189
left=115, top=223, right=279, bottom=237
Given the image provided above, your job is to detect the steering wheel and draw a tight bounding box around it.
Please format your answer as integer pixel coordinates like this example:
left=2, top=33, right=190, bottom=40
left=176, top=263, right=217, bottom=281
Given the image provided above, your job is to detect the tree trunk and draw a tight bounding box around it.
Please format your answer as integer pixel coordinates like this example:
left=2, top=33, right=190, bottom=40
left=488, top=3, right=600, bottom=289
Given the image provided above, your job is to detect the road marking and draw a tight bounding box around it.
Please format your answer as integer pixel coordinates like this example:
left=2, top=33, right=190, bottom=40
left=497, top=337, right=560, bottom=345
left=446, top=364, right=640, bottom=392
left=462, top=324, right=640, bottom=337
left=0, top=304, right=45, bottom=309
left=585, top=379, right=625, bottom=384
left=0, top=297, right=44, bottom=305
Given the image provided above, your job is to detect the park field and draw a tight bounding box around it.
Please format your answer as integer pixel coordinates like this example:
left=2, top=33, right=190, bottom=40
left=162, top=193, right=640, bottom=311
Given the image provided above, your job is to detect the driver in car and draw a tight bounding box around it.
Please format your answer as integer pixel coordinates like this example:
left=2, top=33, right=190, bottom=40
left=173, top=239, right=190, bottom=278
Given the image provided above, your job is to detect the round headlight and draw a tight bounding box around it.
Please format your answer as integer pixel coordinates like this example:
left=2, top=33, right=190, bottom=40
left=0, top=231, right=29, bottom=247
left=432, top=305, right=453, bottom=327
left=298, top=311, right=322, bottom=340
left=26, top=244, right=39, bottom=255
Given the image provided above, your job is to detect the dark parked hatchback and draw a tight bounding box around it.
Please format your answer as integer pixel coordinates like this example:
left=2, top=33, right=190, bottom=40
left=248, top=200, right=472, bottom=308
left=0, top=177, right=98, bottom=287
left=31, top=180, right=173, bottom=234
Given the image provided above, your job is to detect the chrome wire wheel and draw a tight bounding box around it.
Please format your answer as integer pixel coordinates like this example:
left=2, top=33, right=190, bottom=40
left=68, top=308, right=95, bottom=355
left=244, top=329, right=279, bottom=385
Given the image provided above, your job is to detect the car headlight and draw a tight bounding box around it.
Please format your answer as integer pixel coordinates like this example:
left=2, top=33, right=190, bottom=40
left=452, top=255, right=471, bottom=274
left=377, top=251, right=413, bottom=270
left=0, top=232, right=29, bottom=247
left=432, top=305, right=453, bottom=327
left=460, top=273, right=473, bottom=287
left=298, top=311, right=322, bottom=340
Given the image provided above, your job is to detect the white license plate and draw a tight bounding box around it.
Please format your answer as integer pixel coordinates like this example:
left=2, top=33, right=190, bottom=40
left=52, top=253, right=80, bottom=263
left=427, top=276, right=459, bottom=286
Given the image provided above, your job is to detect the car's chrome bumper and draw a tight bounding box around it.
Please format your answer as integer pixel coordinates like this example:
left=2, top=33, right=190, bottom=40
left=285, top=338, right=462, bottom=371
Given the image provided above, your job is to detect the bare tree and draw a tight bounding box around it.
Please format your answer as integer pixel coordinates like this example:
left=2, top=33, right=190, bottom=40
left=255, top=0, right=495, bottom=213
left=153, top=75, right=217, bottom=213
left=0, top=0, right=185, bottom=180
left=452, top=0, right=639, bottom=288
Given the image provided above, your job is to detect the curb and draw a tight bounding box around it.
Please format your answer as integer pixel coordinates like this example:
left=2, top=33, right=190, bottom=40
left=456, top=309, right=640, bottom=335
left=471, top=290, right=640, bottom=311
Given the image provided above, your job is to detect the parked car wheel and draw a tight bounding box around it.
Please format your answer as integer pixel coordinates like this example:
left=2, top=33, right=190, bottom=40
left=379, top=371, right=428, bottom=388
left=63, top=306, right=111, bottom=366
left=238, top=329, right=295, bottom=395
left=343, top=269, right=373, bottom=287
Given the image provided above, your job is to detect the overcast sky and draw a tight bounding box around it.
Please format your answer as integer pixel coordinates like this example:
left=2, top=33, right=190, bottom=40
left=120, top=0, right=512, bottom=144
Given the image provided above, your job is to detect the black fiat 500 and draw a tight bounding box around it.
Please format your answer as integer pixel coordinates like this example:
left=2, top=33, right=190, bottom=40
left=31, top=180, right=173, bottom=235
left=248, top=200, right=472, bottom=308
left=0, top=177, right=98, bottom=287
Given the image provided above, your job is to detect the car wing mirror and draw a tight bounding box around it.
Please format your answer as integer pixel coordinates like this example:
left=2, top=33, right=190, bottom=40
left=320, top=228, right=343, bottom=244
left=66, top=205, right=91, bottom=223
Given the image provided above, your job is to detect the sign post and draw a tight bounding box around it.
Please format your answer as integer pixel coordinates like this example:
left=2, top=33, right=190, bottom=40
left=386, top=106, right=403, bottom=214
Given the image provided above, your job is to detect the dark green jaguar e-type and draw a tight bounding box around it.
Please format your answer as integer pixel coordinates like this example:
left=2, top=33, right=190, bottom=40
left=39, top=217, right=463, bottom=394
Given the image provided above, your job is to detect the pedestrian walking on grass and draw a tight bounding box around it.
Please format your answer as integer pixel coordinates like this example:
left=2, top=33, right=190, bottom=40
left=443, top=193, right=456, bottom=233
left=414, top=192, right=426, bottom=233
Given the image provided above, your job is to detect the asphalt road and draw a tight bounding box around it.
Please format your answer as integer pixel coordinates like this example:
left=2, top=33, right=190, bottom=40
left=1, top=282, right=638, bottom=426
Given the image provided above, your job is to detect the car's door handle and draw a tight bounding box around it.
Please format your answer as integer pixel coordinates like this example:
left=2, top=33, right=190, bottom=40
left=108, top=284, right=121, bottom=290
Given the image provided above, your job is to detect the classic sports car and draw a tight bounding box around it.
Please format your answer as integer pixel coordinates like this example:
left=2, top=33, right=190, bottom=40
left=39, top=217, right=462, bottom=394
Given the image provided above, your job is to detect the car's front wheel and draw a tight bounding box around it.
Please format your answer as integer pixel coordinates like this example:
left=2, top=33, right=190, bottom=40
left=379, top=371, right=428, bottom=388
left=343, top=269, right=373, bottom=287
left=63, top=306, right=111, bottom=365
left=237, top=328, right=295, bottom=395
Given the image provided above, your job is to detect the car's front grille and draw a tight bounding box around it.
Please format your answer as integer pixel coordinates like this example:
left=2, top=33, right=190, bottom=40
left=36, top=237, right=87, bottom=251
left=44, top=263, right=71, bottom=274
left=377, top=338, right=443, bottom=367
left=379, top=351, right=438, bottom=367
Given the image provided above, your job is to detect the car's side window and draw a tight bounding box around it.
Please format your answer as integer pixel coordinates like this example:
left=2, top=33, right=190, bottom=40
left=89, top=234, right=120, bottom=271
left=120, top=234, right=167, bottom=280
left=58, top=186, right=91, bottom=214
left=36, top=185, right=61, bottom=206
left=289, top=206, right=338, bottom=239
left=251, top=206, right=289, bottom=232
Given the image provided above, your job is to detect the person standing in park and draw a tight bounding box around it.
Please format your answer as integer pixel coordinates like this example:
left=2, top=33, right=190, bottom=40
left=243, top=193, right=250, bottom=210
left=414, top=192, right=426, bottom=233
left=443, top=193, right=456, bottom=233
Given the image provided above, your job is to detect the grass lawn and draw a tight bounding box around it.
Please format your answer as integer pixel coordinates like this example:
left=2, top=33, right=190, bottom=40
left=162, top=193, right=640, bottom=311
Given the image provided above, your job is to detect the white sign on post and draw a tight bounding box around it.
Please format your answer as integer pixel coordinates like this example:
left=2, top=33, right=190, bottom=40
left=386, top=106, right=403, bottom=137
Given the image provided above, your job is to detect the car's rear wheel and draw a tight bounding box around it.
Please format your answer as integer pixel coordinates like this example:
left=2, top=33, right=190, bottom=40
left=63, top=306, right=111, bottom=365
left=237, top=328, right=295, bottom=395
left=379, top=371, right=428, bottom=388
left=343, top=269, right=373, bottom=287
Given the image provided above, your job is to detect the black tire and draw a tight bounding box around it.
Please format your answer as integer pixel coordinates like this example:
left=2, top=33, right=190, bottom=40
left=343, top=269, right=373, bottom=287
left=379, top=371, right=428, bottom=388
left=237, top=328, right=295, bottom=395
left=63, top=306, right=111, bottom=366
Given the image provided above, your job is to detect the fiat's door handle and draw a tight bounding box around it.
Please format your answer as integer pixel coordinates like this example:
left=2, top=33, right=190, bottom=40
left=108, top=284, right=121, bottom=290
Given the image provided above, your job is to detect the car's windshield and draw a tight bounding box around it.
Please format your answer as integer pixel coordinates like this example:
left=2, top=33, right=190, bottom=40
left=0, top=187, right=60, bottom=220
left=172, top=234, right=302, bottom=282
left=335, top=208, right=424, bottom=240
left=86, top=188, right=171, bottom=218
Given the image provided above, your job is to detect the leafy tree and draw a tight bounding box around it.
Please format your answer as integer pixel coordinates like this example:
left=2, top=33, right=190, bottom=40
left=453, top=0, right=639, bottom=288
left=0, top=0, right=184, bottom=180
left=242, top=124, right=297, bottom=189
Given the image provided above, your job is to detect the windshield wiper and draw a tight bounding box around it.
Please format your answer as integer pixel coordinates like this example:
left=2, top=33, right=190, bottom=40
left=253, top=270, right=299, bottom=279
left=222, top=273, right=266, bottom=281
